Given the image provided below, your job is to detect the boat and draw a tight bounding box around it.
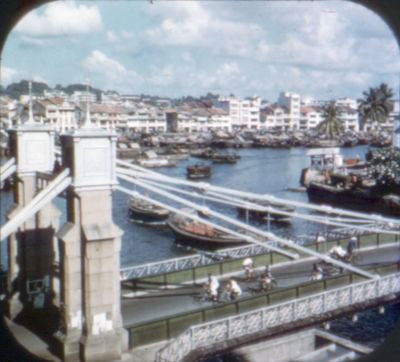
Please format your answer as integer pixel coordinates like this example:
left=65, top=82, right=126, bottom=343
left=190, top=148, right=214, bottom=159
left=237, top=201, right=294, bottom=223
left=128, top=197, right=169, bottom=224
left=306, top=181, right=400, bottom=216
left=167, top=215, right=246, bottom=248
left=211, top=153, right=240, bottom=164
left=186, top=163, right=211, bottom=180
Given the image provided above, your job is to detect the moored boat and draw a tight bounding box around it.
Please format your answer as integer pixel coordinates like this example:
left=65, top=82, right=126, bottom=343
left=186, top=163, right=211, bottom=179
left=167, top=215, right=246, bottom=248
left=211, top=153, right=240, bottom=164
left=128, top=197, right=169, bottom=224
left=306, top=181, right=400, bottom=216
left=237, top=201, right=294, bottom=223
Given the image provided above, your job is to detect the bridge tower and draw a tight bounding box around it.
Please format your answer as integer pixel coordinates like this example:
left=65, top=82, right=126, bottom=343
left=55, top=114, right=123, bottom=361
left=6, top=104, right=60, bottom=319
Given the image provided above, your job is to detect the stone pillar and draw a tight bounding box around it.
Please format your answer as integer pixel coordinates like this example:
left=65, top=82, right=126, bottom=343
left=6, top=124, right=58, bottom=318
left=56, top=127, right=123, bottom=362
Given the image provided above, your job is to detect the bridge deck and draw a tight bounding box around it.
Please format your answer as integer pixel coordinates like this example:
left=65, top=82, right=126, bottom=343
left=121, top=243, right=400, bottom=347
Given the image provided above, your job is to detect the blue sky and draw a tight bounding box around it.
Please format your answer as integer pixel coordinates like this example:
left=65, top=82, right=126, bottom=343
left=2, top=0, right=399, bottom=101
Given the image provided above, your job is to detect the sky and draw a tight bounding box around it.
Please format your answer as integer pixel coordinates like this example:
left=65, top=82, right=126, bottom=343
left=1, top=0, right=400, bottom=101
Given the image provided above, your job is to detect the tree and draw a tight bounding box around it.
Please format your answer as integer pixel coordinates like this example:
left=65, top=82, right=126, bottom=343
left=317, top=101, right=343, bottom=140
left=358, top=83, right=394, bottom=131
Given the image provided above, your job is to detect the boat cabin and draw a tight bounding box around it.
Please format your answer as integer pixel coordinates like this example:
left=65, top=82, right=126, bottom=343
left=306, top=148, right=343, bottom=171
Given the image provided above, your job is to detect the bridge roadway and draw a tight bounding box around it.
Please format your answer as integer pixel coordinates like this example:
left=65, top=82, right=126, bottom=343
left=121, top=242, right=400, bottom=327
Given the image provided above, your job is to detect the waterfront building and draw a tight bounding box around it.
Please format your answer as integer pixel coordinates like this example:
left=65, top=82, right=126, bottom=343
left=337, top=105, right=359, bottom=132
left=78, top=103, right=129, bottom=131
left=35, top=97, right=78, bottom=131
left=166, top=106, right=231, bottom=133
left=336, top=97, right=358, bottom=110
left=43, top=89, right=68, bottom=100
left=0, top=96, right=19, bottom=127
left=299, top=106, right=324, bottom=130
left=277, top=92, right=301, bottom=130
left=126, top=106, right=166, bottom=133
left=217, top=96, right=261, bottom=130
left=261, top=104, right=289, bottom=130
left=100, top=91, right=122, bottom=105
left=70, top=90, right=97, bottom=103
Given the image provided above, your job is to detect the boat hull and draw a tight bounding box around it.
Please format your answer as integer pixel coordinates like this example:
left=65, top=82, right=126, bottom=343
left=167, top=221, right=246, bottom=249
left=129, top=205, right=169, bottom=224
left=306, top=182, right=400, bottom=216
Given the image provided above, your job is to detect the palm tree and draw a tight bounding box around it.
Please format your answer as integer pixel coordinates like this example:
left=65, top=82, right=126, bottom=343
left=317, top=101, right=343, bottom=140
left=358, top=83, right=394, bottom=131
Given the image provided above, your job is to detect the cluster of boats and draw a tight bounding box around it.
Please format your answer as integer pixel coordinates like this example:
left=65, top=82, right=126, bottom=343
left=185, top=149, right=240, bottom=180
left=128, top=196, right=295, bottom=248
left=302, top=147, right=400, bottom=216
left=133, top=129, right=393, bottom=150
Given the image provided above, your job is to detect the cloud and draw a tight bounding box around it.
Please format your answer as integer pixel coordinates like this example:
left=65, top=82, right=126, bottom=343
left=144, top=2, right=263, bottom=49
left=106, top=31, right=118, bottom=43
left=1, top=66, right=19, bottom=86
left=15, top=1, right=102, bottom=36
left=82, top=50, right=142, bottom=91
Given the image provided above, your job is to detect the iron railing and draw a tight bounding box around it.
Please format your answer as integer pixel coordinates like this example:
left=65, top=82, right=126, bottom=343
left=120, top=243, right=273, bottom=281
left=156, top=272, right=400, bottom=362
left=121, top=233, right=397, bottom=282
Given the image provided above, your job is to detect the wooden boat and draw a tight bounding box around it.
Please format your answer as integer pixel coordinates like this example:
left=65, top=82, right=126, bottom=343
left=237, top=201, right=294, bottom=223
left=306, top=181, right=400, bottom=216
left=211, top=153, right=240, bottom=164
left=167, top=216, right=246, bottom=247
left=186, top=163, right=211, bottom=180
left=190, top=148, right=214, bottom=159
left=128, top=197, right=169, bottom=224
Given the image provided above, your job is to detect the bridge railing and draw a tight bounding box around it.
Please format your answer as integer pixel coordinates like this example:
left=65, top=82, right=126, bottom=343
left=120, top=243, right=274, bottom=281
left=120, top=232, right=397, bottom=283
left=156, top=272, right=400, bottom=362
left=126, top=262, right=399, bottom=349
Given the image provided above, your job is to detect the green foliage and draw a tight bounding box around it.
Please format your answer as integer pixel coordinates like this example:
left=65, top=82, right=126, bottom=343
left=366, top=148, right=400, bottom=187
left=317, top=101, right=344, bottom=140
left=5, top=80, right=51, bottom=99
left=358, top=83, right=394, bottom=129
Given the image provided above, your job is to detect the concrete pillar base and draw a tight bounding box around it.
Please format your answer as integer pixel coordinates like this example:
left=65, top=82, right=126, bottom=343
left=53, top=330, right=81, bottom=362
left=80, top=332, right=122, bottom=362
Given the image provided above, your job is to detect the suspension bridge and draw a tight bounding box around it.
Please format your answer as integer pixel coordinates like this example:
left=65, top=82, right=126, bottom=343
left=0, top=110, right=399, bottom=361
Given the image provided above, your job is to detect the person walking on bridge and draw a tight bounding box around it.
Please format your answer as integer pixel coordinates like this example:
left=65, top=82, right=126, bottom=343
left=242, top=257, right=254, bottom=281
left=206, top=273, right=220, bottom=302
left=227, top=278, right=242, bottom=300
left=346, top=236, right=357, bottom=262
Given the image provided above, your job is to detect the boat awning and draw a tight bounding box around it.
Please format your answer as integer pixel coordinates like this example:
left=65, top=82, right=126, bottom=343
left=307, top=148, right=340, bottom=156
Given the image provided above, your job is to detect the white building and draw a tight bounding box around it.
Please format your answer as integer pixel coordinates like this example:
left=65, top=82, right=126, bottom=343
left=217, top=96, right=261, bottom=129
left=79, top=103, right=129, bottom=130
left=126, top=106, right=166, bottom=133
left=338, top=106, right=359, bottom=132
left=336, top=97, right=358, bottom=111
left=70, top=90, right=97, bottom=104
left=299, top=106, right=324, bottom=130
left=35, top=97, right=79, bottom=131
left=261, top=105, right=289, bottom=130
left=166, top=106, right=231, bottom=133
left=277, top=92, right=301, bottom=129
left=0, top=96, right=19, bottom=127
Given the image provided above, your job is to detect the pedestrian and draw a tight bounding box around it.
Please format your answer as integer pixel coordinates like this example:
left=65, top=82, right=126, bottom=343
left=346, top=236, right=357, bottom=261
left=206, top=273, right=219, bottom=301
left=242, top=257, right=254, bottom=280
left=315, top=232, right=326, bottom=243
left=227, top=278, right=242, bottom=300
left=311, top=263, right=323, bottom=281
